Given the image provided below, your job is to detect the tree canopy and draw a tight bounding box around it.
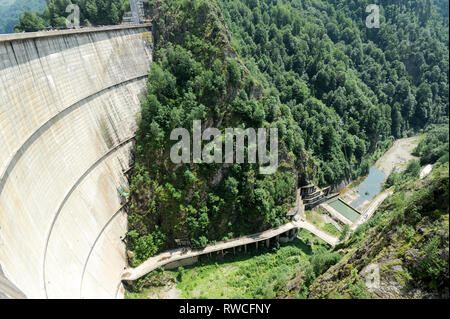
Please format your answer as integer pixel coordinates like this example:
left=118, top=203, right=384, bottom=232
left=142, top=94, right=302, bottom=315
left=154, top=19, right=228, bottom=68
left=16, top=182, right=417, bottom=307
left=126, top=0, right=448, bottom=264
left=0, top=0, right=46, bottom=33
left=13, top=0, right=129, bottom=32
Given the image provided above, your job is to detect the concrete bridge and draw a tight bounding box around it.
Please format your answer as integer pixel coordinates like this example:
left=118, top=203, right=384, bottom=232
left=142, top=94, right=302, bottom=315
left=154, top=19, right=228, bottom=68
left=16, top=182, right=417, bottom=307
left=122, top=215, right=339, bottom=282
left=0, top=25, right=153, bottom=298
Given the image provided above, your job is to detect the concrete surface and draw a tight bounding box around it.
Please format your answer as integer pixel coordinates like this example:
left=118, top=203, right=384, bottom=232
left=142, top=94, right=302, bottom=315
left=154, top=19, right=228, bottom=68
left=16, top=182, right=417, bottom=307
left=320, top=203, right=354, bottom=226
left=0, top=263, right=26, bottom=299
left=420, top=164, right=433, bottom=179
left=0, top=25, right=153, bottom=298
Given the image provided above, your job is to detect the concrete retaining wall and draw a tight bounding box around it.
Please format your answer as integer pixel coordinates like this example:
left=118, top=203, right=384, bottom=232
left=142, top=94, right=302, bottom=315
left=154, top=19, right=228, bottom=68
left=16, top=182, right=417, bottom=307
left=164, top=256, right=199, bottom=270
left=0, top=26, right=152, bottom=298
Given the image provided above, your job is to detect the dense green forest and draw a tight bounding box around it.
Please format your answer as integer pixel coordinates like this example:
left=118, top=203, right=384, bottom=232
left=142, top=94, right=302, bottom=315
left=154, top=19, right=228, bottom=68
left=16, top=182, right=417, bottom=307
left=217, top=0, right=449, bottom=185
left=125, top=0, right=449, bottom=265
left=0, top=0, right=45, bottom=33
left=127, top=0, right=300, bottom=265
left=414, top=124, right=449, bottom=165
left=13, top=0, right=129, bottom=32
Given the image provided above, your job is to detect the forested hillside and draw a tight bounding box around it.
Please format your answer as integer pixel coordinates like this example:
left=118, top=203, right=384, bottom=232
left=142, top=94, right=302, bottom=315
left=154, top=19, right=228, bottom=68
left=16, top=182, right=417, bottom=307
left=217, top=0, right=449, bottom=186
left=128, top=126, right=449, bottom=299
left=309, top=161, right=448, bottom=298
left=0, top=0, right=45, bottom=33
left=125, top=0, right=448, bottom=266
left=127, top=0, right=301, bottom=265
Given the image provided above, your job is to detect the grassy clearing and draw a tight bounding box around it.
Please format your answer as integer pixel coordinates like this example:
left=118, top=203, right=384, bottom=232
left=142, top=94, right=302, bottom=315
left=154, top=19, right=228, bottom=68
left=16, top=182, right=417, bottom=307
left=305, top=210, right=342, bottom=236
left=125, top=286, right=165, bottom=299
left=174, top=230, right=328, bottom=298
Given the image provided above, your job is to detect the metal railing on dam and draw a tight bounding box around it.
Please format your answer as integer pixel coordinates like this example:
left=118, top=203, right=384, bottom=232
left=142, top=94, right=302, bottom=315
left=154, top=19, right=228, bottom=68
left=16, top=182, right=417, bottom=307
left=0, top=25, right=152, bottom=298
left=0, top=24, right=152, bottom=42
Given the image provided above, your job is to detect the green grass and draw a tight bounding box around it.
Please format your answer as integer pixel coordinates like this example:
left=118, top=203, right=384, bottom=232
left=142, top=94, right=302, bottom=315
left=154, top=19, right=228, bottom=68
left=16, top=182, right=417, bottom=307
left=305, top=210, right=342, bottom=236
left=321, top=223, right=341, bottom=236
left=125, top=286, right=163, bottom=299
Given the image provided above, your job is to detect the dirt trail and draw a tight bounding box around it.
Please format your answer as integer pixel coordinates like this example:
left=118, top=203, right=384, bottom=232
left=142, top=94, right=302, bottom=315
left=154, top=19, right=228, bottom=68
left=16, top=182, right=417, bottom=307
left=375, top=136, right=420, bottom=176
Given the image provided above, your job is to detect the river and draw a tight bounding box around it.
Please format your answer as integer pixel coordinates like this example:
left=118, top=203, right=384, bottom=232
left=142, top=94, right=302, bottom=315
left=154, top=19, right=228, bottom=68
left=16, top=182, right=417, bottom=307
left=342, top=136, right=420, bottom=211
left=350, top=166, right=385, bottom=209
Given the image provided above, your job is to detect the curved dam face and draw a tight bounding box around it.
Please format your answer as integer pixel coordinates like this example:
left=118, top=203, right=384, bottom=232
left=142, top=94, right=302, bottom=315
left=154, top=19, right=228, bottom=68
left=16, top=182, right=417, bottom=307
left=0, top=25, right=153, bottom=298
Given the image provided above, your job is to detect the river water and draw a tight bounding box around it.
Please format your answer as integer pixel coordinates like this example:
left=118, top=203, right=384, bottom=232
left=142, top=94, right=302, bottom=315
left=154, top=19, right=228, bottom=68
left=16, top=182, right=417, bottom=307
left=350, top=166, right=385, bottom=209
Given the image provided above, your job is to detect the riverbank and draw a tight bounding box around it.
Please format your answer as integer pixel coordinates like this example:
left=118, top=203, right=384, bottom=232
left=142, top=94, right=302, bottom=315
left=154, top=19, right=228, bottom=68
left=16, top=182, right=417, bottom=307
left=340, top=136, right=420, bottom=211
left=374, top=136, right=421, bottom=176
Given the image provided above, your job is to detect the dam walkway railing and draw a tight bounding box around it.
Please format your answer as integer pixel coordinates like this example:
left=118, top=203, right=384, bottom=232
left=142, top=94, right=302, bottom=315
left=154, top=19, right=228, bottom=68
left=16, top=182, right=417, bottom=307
left=0, top=24, right=152, bottom=42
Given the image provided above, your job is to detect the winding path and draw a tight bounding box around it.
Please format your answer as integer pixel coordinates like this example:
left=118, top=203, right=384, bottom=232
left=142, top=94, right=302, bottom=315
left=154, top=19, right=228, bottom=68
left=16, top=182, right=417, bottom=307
left=297, top=220, right=340, bottom=246
left=122, top=218, right=339, bottom=281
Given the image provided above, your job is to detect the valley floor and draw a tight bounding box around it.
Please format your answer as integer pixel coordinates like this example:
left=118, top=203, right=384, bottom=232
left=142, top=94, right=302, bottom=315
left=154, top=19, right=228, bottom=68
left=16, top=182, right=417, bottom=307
left=375, top=136, right=421, bottom=176
left=125, top=230, right=331, bottom=299
left=125, top=135, right=443, bottom=299
left=340, top=136, right=421, bottom=212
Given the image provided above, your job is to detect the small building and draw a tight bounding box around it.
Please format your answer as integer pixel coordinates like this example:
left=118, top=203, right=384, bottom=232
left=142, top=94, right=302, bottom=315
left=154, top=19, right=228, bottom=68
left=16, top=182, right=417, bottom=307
left=300, top=182, right=336, bottom=210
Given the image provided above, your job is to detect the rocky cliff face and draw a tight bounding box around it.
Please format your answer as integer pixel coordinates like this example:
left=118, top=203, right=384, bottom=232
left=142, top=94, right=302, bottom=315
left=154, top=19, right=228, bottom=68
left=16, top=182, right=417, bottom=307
left=307, top=164, right=449, bottom=299
left=126, top=0, right=304, bottom=264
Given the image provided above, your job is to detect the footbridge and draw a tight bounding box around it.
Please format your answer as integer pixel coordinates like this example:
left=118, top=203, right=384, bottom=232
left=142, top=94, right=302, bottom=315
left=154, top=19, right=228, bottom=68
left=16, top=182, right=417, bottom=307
left=122, top=216, right=339, bottom=282
left=0, top=25, right=153, bottom=298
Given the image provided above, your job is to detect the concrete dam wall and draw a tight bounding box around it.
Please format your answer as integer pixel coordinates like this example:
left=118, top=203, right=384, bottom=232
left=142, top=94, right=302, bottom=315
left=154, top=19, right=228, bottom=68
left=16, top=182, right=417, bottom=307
left=0, top=25, right=153, bottom=298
